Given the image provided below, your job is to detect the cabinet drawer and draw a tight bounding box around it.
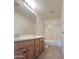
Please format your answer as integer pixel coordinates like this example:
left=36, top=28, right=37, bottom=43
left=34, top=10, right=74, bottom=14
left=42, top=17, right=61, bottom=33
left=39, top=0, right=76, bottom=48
left=15, top=48, right=26, bottom=55
left=14, top=42, right=24, bottom=50
left=35, top=39, right=40, bottom=43
left=24, top=40, right=34, bottom=46
left=35, top=39, right=40, bottom=47
left=15, top=40, right=34, bottom=50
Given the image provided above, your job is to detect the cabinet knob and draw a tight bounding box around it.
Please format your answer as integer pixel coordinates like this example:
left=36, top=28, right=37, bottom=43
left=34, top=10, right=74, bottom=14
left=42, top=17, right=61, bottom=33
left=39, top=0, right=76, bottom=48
left=23, top=51, right=26, bottom=53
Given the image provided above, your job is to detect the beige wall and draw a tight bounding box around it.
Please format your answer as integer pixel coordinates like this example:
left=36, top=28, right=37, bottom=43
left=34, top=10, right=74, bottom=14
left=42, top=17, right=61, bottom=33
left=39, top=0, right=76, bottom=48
left=43, top=18, right=63, bottom=40
left=14, top=13, right=35, bottom=35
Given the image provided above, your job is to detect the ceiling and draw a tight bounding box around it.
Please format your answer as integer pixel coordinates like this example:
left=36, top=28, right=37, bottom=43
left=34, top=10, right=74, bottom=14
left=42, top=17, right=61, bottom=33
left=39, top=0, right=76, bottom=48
left=14, top=0, right=63, bottom=20
left=33, top=0, right=63, bottom=19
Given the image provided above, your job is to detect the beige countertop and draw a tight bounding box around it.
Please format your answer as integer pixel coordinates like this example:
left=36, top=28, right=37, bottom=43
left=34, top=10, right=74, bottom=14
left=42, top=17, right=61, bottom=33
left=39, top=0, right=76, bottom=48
left=14, top=35, right=44, bottom=42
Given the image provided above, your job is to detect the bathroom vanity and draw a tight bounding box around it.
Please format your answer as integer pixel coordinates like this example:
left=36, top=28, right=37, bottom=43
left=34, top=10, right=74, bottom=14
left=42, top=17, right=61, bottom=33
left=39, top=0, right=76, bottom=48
left=14, top=36, right=44, bottom=59
left=14, top=1, right=44, bottom=59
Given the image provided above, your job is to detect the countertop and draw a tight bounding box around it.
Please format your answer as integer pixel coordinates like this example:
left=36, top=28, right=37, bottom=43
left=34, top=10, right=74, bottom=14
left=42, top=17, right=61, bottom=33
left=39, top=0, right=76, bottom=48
left=14, top=35, right=44, bottom=42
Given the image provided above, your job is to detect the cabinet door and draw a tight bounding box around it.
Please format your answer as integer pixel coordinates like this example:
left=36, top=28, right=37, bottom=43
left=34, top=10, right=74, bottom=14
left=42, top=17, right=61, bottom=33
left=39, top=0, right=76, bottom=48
left=27, top=45, right=34, bottom=59
left=14, top=48, right=27, bottom=59
left=40, top=39, right=44, bottom=53
left=34, top=39, right=40, bottom=57
left=27, top=49, right=34, bottom=59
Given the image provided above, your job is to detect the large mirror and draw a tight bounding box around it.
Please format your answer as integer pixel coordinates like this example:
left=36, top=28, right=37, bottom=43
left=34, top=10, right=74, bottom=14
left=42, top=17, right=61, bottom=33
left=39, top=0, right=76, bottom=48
left=14, top=1, right=36, bottom=37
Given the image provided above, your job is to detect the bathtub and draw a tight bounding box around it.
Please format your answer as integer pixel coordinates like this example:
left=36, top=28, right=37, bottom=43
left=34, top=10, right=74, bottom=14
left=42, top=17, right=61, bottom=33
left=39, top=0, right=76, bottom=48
left=44, top=39, right=64, bottom=54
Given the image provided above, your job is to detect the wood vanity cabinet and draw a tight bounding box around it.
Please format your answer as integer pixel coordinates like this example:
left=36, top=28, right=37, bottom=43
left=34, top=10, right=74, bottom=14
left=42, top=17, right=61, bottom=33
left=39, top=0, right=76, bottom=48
left=14, top=37, right=44, bottom=59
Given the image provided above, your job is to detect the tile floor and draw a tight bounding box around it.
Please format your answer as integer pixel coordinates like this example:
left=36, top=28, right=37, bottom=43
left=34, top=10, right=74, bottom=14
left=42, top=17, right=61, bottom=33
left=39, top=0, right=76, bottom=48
left=37, top=46, right=64, bottom=59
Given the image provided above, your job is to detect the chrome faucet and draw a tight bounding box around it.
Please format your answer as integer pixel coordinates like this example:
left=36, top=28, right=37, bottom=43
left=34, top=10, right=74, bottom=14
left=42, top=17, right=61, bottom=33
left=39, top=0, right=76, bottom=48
left=14, top=33, right=20, bottom=38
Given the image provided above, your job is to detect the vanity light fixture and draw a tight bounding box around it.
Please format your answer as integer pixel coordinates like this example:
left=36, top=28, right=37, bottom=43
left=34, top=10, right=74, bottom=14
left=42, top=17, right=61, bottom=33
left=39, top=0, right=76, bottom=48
left=23, top=0, right=36, bottom=10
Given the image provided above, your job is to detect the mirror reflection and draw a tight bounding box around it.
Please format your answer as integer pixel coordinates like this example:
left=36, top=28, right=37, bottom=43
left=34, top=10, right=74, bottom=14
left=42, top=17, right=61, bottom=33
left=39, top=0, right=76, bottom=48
left=14, top=1, right=36, bottom=38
